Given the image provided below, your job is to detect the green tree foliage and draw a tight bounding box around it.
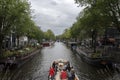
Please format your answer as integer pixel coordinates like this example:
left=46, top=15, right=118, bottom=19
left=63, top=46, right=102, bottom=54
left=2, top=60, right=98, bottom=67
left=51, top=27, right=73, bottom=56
left=27, top=25, right=44, bottom=43
left=44, top=29, right=55, bottom=40
left=0, top=0, right=44, bottom=53
left=60, top=29, right=71, bottom=40
left=75, top=0, right=120, bottom=30
left=70, top=21, right=81, bottom=38
left=68, top=0, right=120, bottom=40
left=0, top=0, right=31, bottom=52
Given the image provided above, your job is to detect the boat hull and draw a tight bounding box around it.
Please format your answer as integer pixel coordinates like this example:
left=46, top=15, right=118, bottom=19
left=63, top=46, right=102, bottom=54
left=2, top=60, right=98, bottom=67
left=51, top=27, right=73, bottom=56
left=76, top=48, right=112, bottom=67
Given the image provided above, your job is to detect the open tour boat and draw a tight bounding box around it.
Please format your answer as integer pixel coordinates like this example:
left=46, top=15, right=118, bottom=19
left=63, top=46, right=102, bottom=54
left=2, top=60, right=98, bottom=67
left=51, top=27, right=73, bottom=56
left=48, top=59, right=79, bottom=80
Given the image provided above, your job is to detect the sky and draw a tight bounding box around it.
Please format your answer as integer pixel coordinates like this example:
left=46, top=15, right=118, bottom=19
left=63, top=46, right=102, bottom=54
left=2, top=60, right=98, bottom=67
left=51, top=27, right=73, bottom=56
left=28, top=0, right=84, bottom=35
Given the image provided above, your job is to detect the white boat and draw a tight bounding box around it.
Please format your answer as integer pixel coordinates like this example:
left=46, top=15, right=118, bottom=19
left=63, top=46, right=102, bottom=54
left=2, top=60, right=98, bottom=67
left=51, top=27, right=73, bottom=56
left=48, top=59, right=79, bottom=80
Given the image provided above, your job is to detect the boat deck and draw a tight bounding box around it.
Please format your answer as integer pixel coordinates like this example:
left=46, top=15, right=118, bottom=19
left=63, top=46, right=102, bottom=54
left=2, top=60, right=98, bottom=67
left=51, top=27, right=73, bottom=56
left=55, top=72, right=79, bottom=80
left=55, top=71, right=61, bottom=80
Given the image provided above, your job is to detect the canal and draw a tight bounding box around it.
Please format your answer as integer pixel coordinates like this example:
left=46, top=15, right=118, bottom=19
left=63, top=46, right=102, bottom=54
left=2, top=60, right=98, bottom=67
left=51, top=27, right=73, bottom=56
left=0, top=42, right=120, bottom=80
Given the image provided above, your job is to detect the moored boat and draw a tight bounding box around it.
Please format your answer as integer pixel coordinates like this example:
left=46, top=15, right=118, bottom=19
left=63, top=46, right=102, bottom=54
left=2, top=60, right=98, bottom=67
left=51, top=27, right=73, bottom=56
left=42, top=42, right=50, bottom=47
left=48, top=59, right=79, bottom=80
left=67, top=42, right=78, bottom=51
left=0, top=49, right=40, bottom=70
left=76, top=47, right=112, bottom=67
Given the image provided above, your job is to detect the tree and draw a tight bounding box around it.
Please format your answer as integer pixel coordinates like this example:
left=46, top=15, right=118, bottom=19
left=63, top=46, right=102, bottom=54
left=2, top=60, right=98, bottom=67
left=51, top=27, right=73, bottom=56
left=0, top=0, right=32, bottom=53
left=44, top=29, right=55, bottom=40
left=72, top=0, right=120, bottom=41
left=60, top=29, right=71, bottom=40
left=70, top=22, right=81, bottom=39
left=75, top=0, right=120, bottom=31
left=73, top=0, right=120, bottom=52
left=30, top=26, right=44, bottom=43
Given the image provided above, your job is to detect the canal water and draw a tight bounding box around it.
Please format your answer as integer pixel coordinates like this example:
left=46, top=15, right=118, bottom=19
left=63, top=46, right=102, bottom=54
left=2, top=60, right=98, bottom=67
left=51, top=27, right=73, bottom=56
left=0, top=42, right=120, bottom=80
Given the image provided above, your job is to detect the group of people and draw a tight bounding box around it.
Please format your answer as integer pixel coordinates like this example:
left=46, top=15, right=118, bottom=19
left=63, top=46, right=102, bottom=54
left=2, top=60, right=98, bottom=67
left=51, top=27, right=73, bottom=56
left=48, top=60, right=78, bottom=80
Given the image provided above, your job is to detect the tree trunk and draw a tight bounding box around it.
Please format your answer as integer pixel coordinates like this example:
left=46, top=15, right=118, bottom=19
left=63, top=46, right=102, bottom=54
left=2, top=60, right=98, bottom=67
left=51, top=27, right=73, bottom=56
left=16, top=35, right=20, bottom=48
left=92, top=29, right=97, bottom=53
left=0, top=34, right=4, bottom=54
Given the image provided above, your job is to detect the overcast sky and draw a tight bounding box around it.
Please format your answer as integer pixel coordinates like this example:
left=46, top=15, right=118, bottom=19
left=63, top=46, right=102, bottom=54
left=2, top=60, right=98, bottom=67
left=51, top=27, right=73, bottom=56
left=28, top=0, right=84, bottom=35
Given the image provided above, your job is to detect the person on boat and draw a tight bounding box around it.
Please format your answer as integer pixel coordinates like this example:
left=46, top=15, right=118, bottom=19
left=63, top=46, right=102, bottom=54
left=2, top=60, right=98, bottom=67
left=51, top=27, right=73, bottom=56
left=48, top=66, right=55, bottom=80
left=67, top=67, right=76, bottom=80
left=67, top=70, right=72, bottom=80
left=71, top=68, right=76, bottom=80
left=60, top=69, right=68, bottom=80
left=52, top=61, right=58, bottom=75
left=63, top=62, right=67, bottom=70
left=59, top=63, right=64, bottom=71
left=66, top=61, right=71, bottom=71
left=52, top=61, right=56, bottom=69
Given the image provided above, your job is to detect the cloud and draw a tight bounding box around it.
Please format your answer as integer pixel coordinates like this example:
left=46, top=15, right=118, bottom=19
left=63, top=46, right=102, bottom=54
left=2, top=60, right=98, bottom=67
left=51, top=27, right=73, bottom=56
left=29, top=0, right=84, bottom=35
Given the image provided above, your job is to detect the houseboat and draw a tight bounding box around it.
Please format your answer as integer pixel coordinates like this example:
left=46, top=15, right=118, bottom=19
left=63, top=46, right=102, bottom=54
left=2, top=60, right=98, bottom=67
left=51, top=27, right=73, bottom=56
left=76, top=47, right=112, bottom=67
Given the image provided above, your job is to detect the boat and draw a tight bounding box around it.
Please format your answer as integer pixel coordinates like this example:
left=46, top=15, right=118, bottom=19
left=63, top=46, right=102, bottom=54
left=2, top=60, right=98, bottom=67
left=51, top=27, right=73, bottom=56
left=76, top=47, right=112, bottom=67
left=48, top=59, right=79, bottom=80
left=66, top=42, right=78, bottom=51
left=42, top=42, right=50, bottom=47
left=16, top=49, right=40, bottom=67
left=1, top=49, right=40, bottom=70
